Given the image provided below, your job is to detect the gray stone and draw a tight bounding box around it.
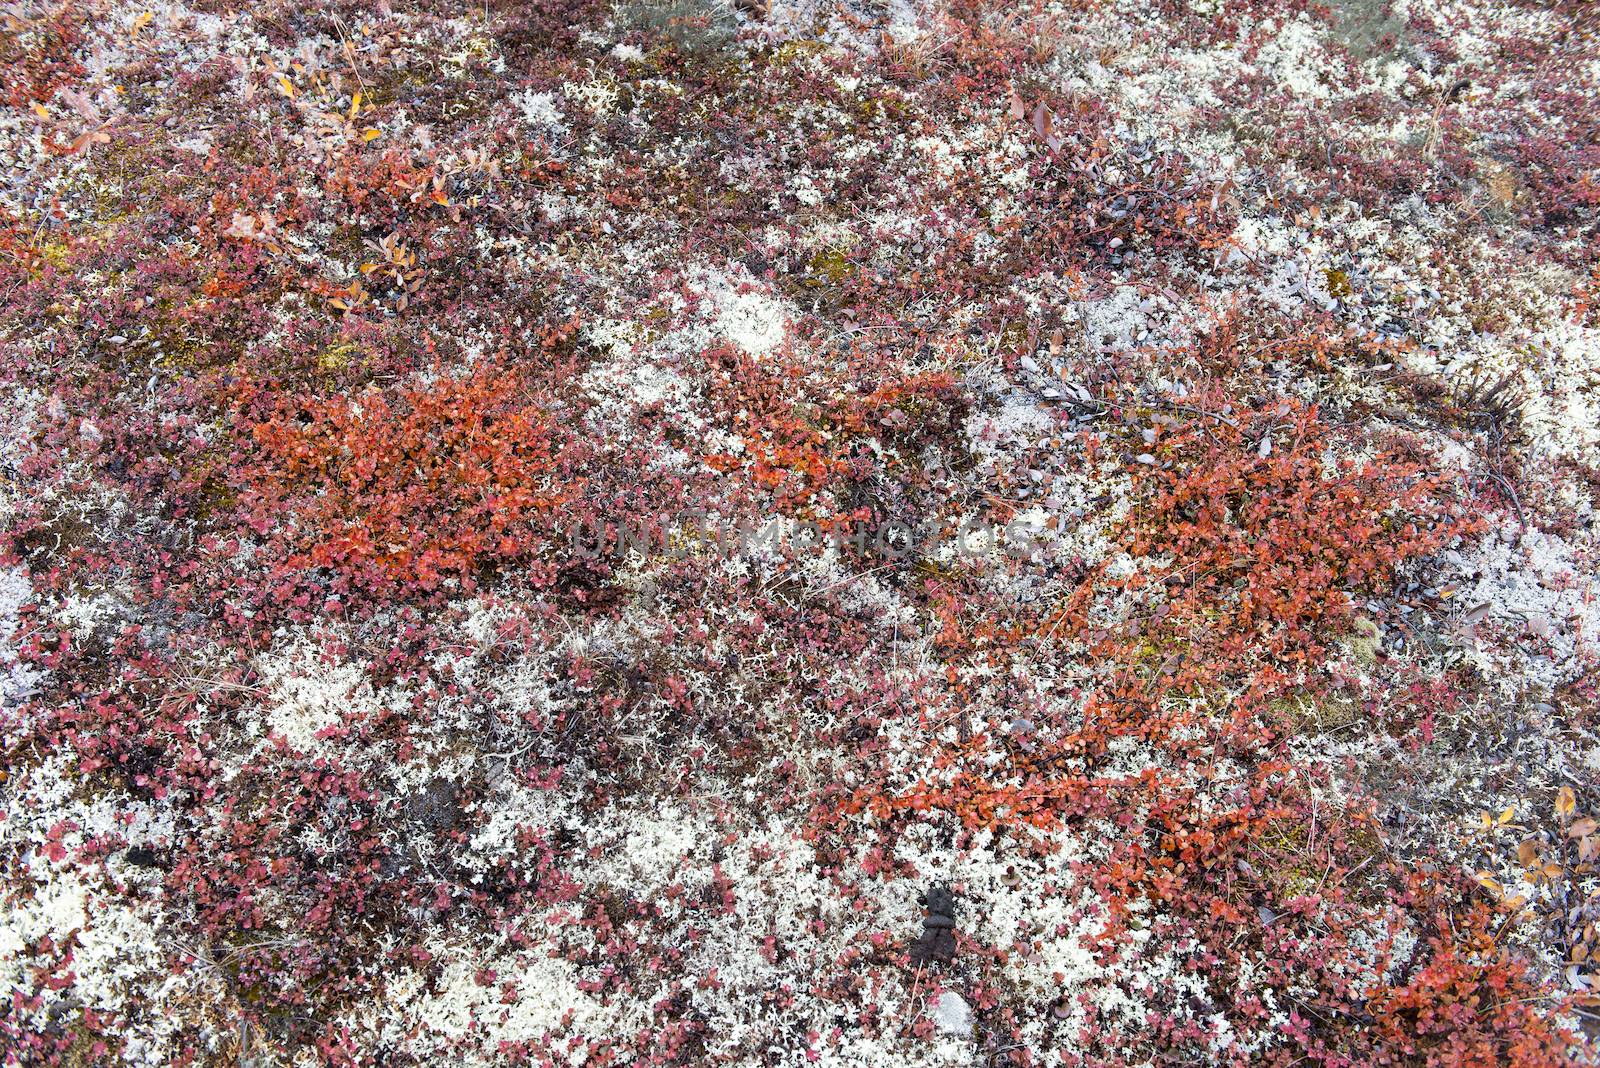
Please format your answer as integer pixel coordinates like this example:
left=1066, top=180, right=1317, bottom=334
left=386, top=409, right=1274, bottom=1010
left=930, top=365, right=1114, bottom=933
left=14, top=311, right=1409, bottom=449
left=930, top=991, right=973, bottom=1038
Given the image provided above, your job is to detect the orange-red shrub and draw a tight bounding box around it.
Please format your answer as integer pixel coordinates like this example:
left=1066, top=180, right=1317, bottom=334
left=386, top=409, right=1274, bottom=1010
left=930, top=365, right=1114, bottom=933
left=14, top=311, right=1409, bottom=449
left=237, top=360, right=586, bottom=596
left=1124, top=399, right=1476, bottom=671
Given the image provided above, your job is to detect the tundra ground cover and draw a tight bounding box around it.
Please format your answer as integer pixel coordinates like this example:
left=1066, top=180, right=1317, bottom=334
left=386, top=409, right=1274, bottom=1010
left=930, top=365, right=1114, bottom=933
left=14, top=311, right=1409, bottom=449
left=1, top=0, right=1598, bottom=1064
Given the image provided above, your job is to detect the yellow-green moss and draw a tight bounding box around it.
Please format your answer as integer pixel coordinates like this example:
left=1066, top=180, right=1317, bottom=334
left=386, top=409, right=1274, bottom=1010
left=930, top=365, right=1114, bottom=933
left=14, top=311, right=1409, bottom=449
left=1324, top=267, right=1353, bottom=299
left=1345, top=615, right=1381, bottom=665
left=1270, top=691, right=1362, bottom=734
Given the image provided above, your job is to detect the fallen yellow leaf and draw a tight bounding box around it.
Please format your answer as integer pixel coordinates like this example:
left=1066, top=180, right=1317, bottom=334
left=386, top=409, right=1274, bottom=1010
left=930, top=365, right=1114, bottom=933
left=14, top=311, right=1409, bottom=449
left=1557, top=785, right=1577, bottom=821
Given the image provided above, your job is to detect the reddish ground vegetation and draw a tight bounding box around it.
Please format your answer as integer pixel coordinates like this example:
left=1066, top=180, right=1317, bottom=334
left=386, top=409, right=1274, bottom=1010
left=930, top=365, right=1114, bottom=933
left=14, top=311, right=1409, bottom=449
left=1, top=0, right=1596, bottom=1064
left=233, top=336, right=589, bottom=600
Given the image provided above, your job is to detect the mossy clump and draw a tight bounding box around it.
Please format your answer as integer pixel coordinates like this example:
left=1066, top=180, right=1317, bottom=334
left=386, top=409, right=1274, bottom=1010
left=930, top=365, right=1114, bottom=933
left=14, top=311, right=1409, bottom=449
left=806, top=247, right=855, bottom=286
left=1346, top=615, right=1382, bottom=665
left=1324, top=267, right=1354, bottom=299
left=314, top=341, right=362, bottom=373
left=1254, top=819, right=1320, bottom=898
left=1271, top=691, right=1363, bottom=735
